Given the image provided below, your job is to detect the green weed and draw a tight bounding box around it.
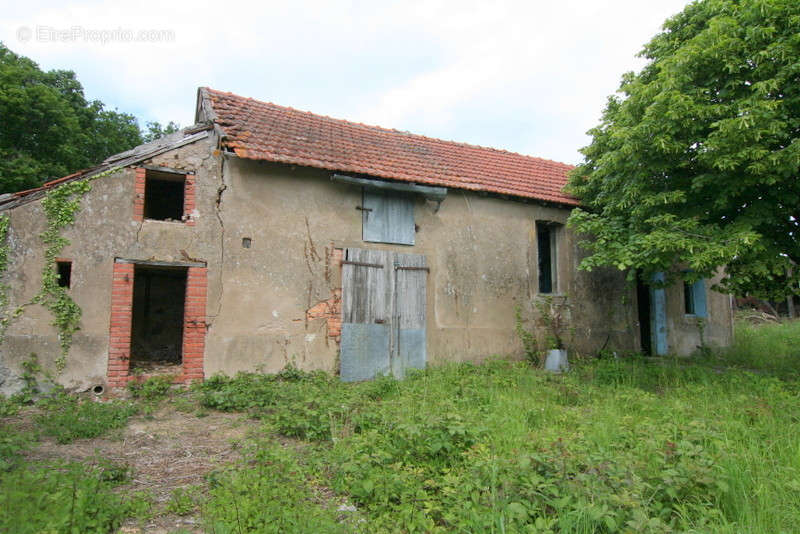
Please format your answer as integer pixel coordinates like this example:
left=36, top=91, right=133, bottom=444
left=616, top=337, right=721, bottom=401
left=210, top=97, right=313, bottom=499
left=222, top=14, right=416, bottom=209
left=0, top=462, right=131, bottom=534
left=203, top=441, right=347, bottom=533
left=127, top=375, right=174, bottom=400
left=35, top=393, right=138, bottom=444
left=167, top=487, right=199, bottom=516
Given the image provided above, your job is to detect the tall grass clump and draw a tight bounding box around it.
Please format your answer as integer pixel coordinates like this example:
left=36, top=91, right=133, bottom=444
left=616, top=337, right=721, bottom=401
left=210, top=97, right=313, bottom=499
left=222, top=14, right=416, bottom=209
left=717, top=318, right=800, bottom=378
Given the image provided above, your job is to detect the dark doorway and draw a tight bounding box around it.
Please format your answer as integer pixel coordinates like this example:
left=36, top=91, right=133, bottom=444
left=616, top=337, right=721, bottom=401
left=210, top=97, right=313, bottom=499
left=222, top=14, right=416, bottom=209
left=636, top=272, right=652, bottom=355
left=130, top=265, right=187, bottom=371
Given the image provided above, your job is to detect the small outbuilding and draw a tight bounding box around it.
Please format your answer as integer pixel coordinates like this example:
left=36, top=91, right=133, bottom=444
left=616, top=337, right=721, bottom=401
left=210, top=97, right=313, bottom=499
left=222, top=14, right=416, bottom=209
left=0, top=88, right=733, bottom=393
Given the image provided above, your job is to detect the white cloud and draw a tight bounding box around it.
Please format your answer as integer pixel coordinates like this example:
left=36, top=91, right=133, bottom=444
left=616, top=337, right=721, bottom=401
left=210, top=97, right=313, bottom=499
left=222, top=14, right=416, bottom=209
left=1, top=0, right=692, bottom=164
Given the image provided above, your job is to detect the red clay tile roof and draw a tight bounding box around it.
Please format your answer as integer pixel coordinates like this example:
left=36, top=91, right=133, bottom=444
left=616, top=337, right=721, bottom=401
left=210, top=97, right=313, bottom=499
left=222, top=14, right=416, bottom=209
left=201, top=88, right=578, bottom=206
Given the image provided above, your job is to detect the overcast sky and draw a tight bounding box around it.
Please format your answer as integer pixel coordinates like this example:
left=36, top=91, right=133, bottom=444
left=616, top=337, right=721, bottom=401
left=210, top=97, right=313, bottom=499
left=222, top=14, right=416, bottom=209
left=2, top=0, right=692, bottom=165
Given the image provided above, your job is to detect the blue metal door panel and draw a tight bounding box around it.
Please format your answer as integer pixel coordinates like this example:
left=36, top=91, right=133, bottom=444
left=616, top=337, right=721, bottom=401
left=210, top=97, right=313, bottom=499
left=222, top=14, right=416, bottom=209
left=340, top=248, right=427, bottom=381
left=395, top=328, right=426, bottom=378
left=651, top=272, right=668, bottom=355
left=340, top=323, right=390, bottom=382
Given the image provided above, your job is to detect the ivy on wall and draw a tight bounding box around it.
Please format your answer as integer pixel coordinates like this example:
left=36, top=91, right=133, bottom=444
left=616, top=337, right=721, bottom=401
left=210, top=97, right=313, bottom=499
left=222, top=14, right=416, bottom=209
left=0, top=214, right=11, bottom=346
left=0, top=167, right=120, bottom=371
left=36, top=179, right=93, bottom=370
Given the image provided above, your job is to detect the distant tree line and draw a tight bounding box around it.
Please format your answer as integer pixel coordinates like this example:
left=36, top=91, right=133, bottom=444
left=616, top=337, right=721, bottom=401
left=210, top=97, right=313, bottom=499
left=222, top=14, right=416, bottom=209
left=0, top=43, right=179, bottom=193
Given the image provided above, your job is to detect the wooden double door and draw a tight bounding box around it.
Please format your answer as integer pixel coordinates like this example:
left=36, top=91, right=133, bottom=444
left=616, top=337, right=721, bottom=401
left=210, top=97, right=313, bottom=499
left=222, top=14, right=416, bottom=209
left=339, top=248, right=427, bottom=381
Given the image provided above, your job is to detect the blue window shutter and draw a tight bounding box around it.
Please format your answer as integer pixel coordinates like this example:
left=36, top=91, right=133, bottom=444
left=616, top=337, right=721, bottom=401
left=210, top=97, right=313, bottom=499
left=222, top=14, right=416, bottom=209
left=693, top=279, right=707, bottom=318
left=362, top=190, right=415, bottom=245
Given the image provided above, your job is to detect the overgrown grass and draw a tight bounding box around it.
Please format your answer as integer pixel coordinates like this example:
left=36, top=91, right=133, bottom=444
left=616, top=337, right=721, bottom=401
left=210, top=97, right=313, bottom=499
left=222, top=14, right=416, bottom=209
left=35, top=393, right=138, bottom=444
left=0, top=461, right=137, bottom=533
left=0, top=319, right=798, bottom=532
left=715, top=318, right=800, bottom=378
left=203, top=441, right=350, bottom=533
left=193, top=320, right=800, bottom=533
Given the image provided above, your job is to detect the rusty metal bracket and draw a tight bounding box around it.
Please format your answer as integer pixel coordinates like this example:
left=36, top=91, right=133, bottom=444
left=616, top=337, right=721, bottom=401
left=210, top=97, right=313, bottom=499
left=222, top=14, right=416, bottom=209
left=342, top=260, right=384, bottom=269
left=396, top=266, right=430, bottom=272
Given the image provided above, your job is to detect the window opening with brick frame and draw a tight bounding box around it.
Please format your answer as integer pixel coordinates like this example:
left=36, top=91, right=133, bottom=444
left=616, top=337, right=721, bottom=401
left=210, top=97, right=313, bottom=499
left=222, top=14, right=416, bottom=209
left=144, top=169, right=185, bottom=221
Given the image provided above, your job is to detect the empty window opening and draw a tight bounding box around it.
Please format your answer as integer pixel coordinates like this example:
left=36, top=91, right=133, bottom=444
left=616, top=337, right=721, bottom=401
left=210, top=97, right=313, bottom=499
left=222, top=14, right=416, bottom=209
left=684, top=279, right=707, bottom=317
left=537, top=222, right=559, bottom=293
left=56, top=260, right=72, bottom=288
left=144, top=170, right=185, bottom=221
left=242, top=237, right=252, bottom=248
left=130, top=265, right=187, bottom=372
left=684, top=281, right=695, bottom=315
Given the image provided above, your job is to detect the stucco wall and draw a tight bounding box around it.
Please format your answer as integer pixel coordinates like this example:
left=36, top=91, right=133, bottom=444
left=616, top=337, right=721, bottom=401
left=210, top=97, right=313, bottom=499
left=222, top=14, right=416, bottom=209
left=664, top=274, right=734, bottom=354
left=0, top=138, right=733, bottom=394
left=0, top=136, right=222, bottom=393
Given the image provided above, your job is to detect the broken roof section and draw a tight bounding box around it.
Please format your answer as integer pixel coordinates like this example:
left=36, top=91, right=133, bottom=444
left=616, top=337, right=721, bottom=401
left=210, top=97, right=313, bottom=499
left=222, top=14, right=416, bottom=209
left=197, top=87, right=579, bottom=206
left=0, top=125, right=212, bottom=212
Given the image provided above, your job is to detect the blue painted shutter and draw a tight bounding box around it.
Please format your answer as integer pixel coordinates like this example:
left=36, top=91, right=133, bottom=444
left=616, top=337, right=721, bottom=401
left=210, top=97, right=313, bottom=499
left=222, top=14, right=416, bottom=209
left=362, top=190, right=415, bottom=245
left=651, top=272, right=668, bottom=355
left=693, top=279, right=707, bottom=318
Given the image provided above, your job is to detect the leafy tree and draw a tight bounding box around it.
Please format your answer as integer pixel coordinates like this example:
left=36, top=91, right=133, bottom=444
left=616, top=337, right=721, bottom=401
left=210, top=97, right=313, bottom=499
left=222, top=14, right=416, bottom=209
left=0, top=44, right=144, bottom=193
left=566, top=0, right=800, bottom=300
left=143, top=120, right=181, bottom=143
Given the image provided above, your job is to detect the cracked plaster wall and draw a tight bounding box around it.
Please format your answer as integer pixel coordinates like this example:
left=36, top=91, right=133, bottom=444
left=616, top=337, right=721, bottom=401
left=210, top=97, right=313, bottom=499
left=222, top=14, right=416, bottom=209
left=0, top=140, right=733, bottom=393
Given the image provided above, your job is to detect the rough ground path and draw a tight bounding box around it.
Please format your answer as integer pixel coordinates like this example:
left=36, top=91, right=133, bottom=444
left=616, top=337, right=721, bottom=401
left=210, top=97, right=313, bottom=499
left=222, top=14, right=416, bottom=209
left=23, top=406, right=250, bottom=534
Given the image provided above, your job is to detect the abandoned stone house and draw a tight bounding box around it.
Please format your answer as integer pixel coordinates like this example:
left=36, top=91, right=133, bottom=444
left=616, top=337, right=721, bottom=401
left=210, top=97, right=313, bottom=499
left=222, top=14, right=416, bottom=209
left=0, top=87, right=733, bottom=394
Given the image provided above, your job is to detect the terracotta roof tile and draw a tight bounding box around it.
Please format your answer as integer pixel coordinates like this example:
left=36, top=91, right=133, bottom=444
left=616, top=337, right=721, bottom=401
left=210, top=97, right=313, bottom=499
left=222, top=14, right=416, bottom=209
left=201, top=88, right=578, bottom=206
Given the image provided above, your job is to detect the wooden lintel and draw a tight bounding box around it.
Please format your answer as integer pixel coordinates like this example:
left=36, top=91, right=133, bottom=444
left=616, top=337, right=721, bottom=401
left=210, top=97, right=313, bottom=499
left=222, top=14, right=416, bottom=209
left=332, top=174, right=447, bottom=202
left=115, top=258, right=206, bottom=268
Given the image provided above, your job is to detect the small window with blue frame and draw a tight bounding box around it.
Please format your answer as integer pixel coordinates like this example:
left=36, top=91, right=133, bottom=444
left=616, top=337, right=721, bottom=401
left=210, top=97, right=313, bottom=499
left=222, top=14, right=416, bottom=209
left=684, top=278, right=707, bottom=317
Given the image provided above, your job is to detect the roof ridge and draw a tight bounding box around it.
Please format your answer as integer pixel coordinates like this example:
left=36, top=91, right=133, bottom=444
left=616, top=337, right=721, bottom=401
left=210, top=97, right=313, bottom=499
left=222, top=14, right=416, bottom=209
left=202, top=87, right=574, bottom=169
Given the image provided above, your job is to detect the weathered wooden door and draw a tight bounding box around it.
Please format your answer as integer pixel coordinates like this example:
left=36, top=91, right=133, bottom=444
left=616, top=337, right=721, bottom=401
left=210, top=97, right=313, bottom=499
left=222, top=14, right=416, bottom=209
left=340, top=248, right=427, bottom=381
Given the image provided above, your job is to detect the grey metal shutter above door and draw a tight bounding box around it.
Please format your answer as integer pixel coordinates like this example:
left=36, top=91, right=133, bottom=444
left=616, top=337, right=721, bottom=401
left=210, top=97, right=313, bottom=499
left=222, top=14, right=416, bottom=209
left=340, top=247, right=427, bottom=381
left=362, top=190, right=415, bottom=245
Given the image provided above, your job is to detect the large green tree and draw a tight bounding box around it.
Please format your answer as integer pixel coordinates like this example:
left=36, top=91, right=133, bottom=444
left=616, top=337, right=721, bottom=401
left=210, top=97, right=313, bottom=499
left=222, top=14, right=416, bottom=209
left=567, top=0, right=800, bottom=300
left=0, top=44, right=144, bottom=193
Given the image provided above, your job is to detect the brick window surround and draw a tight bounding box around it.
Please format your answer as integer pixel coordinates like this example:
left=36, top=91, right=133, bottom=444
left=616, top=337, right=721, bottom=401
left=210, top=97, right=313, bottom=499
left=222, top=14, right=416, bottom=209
left=133, top=167, right=196, bottom=225
left=107, top=261, right=207, bottom=389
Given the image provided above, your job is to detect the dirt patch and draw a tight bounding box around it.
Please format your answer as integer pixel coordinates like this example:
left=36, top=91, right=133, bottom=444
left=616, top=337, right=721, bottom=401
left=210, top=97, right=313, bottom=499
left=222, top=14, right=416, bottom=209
left=24, top=405, right=252, bottom=533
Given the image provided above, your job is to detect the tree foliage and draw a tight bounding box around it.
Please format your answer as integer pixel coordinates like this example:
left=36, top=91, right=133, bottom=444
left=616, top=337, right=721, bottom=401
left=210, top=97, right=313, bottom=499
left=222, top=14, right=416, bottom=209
left=0, top=44, right=178, bottom=194
left=566, top=0, right=800, bottom=299
left=142, top=120, right=181, bottom=143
